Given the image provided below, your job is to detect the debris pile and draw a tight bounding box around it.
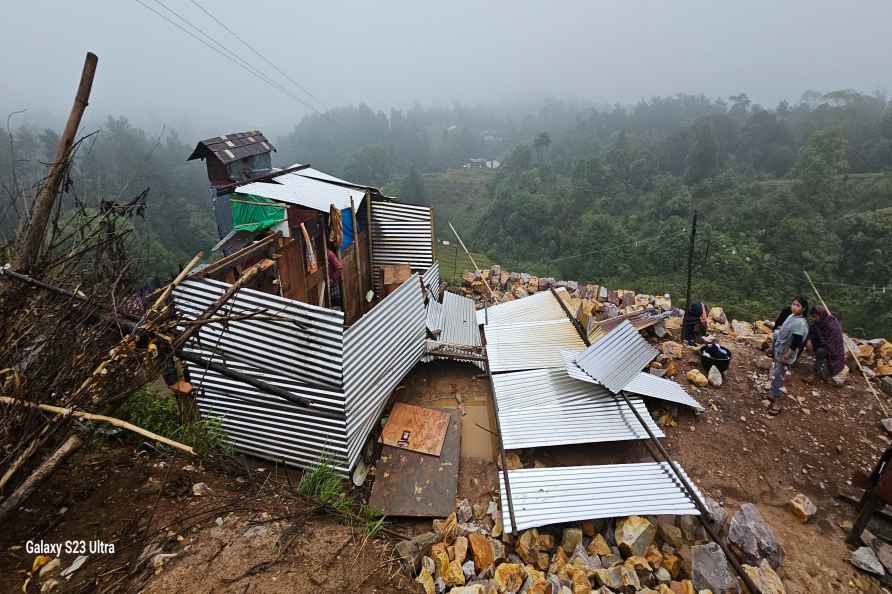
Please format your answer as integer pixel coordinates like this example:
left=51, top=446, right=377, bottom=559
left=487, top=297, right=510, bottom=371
left=399, top=497, right=790, bottom=594
left=460, top=265, right=672, bottom=319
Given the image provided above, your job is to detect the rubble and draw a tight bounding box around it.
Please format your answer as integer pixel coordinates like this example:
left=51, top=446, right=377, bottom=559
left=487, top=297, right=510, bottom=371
left=788, top=494, right=817, bottom=523
left=727, top=504, right=784, bottom=569
left=403, top=470, right=797, bottom=594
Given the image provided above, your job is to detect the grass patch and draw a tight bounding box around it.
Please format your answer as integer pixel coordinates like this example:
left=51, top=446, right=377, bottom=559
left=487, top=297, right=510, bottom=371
left=117, top=385, right=233, bottom=457
left=438, top=250, right=493, bottom=286
left=298, top=458, right=385, bottom=536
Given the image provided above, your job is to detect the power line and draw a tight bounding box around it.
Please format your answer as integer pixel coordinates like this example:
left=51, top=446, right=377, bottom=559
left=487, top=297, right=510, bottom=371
left=550, top=228, right=689, bottom=263
left=133, top=0, right=330, bottom=119
left=189, top=0, right=324, bottom=107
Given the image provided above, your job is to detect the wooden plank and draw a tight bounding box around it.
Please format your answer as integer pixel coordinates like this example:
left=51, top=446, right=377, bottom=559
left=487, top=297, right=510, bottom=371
left=368, top=410, right=460, bottom=518
left=341, top=244, right=361, bottom=325
left=380, top=402, right=449, bottom=456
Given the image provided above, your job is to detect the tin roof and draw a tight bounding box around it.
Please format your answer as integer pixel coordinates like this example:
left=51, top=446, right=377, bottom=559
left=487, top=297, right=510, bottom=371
left=476, top=287, right=571, bottom=326
left=499, top=462, right=704, bottom=531
left=492, top=368, right=664, bottom=449
left=188, top=131, right=274, bottom=164
left=234, top=164, right=368, bottom=212
left=561, top=349, right=703, bottom=411
left=484, top=318, right=586, bottom=373
left=572, top=320, right=659, bottom=393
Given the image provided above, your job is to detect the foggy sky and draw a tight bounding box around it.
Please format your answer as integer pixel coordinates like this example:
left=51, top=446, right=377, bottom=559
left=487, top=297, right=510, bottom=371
left=2, top=0, right=891, bottom=138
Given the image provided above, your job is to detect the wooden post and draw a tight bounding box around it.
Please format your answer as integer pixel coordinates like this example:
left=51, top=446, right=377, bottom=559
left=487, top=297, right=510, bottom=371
left=12, top=52, right=98, bottom=273
left=684, top=211, right=698, bottom=314
left=0, top=435, right=82, bottom=523
left=349, top=197, right=363, bottom=311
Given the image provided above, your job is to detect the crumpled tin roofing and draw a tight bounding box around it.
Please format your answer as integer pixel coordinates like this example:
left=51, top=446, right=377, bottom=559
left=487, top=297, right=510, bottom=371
left=492, top=368, right=664, bottom=449
left=484, top=318, right=586, bottom=373
left=499, top=462, right=704, bottom=531
left=476, top=287, right=570, bottom=326
left=572, top=320, right=659, bottom=393
left=562, top=348, right=703, bottom=411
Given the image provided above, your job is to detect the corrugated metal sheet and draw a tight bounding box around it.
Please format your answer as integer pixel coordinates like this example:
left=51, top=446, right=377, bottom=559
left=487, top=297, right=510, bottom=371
left=561, top=348, right=703, bottom=411
left=624, top=372, right=704, bottom=411
left=174, top=274, right=425, bottom=477
left=500, top=462, right=704, bottom=531
left=492, top=368, right=664, bottom=449
left=573, top=321, right=658, bottom=393
left=174, top=278, right=345, bottom=387
left=370, top=201, right=434, bottom=297
left=342, top=274, right=427, bottom=465
left=476, top=287, right=570, bottom=326
left=485, top=319, right=586, bottom=373
left=426, top=296, right=444, bottom=335
left=440, top=292, right=480, bottom=347
left=422, top=262, right=440, bottom=295
left=235, top=165, right=367, bottom=212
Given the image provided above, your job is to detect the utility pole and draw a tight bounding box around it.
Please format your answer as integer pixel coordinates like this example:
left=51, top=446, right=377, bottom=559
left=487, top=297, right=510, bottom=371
left=12, top=52, right=98, bottom=273
left=684, top=211, right=698, bottom=313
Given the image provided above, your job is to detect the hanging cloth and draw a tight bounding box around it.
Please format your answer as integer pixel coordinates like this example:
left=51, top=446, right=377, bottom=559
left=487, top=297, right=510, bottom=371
left=300, top=222, right=319, bottom=273
left=340, top=207, right=354, bottom=253
left=328, top=204, right=344, bottom=250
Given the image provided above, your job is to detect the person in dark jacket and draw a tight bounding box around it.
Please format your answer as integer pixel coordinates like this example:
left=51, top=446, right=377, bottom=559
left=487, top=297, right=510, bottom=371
left=810, top=305, right=848, bottom=384
left=682, top=302, right=708, bottom=345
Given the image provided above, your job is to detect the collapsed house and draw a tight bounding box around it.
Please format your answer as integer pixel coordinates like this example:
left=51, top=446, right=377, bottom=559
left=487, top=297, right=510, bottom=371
left=174, top=131, right=448, bottom=475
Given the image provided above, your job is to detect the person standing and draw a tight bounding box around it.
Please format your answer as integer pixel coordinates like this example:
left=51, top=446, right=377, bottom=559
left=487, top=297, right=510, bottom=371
left=769, top=296, right=809, bottom=413
left=327, top=242, right=343, bottom=307
left=809, top=305, right=848, bottom=385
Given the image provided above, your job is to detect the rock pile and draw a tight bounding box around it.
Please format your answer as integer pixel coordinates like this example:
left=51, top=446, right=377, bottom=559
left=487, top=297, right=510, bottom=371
left=459, top=266, right=672, bottom=321
left=398, top=498, right=789, bottom=594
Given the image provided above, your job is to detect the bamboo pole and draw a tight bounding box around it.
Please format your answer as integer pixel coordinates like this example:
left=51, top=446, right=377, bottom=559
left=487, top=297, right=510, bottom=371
left=0, top=396, right=194, bottom=455
left=0, top=435, right=82, bottom=522
left=803, top=270, right=888, bottom=415
left=447, top=220, right=495, bottom=300
left=12, top=53, right=98, bottom=273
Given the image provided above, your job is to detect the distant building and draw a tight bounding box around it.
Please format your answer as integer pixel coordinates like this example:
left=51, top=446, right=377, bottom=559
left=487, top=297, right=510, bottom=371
left=463, top=158, right=500, bottom=169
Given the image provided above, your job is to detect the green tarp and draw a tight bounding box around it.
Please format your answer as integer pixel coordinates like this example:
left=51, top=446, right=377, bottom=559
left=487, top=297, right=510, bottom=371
left=229, top=193, right=286, bottom=232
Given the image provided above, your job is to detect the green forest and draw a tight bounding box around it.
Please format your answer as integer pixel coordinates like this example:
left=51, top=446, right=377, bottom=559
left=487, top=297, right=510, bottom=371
left=2, top=90, right=891, bottom=336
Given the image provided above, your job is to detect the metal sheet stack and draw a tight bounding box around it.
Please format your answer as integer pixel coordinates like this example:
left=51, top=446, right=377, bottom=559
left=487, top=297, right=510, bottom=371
left=481, top=289, right=705, bottom=532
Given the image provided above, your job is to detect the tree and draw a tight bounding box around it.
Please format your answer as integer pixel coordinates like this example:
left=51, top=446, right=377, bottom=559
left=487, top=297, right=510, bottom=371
left=793, top=129, right=848, bottom=188
left=399, top=167, right=426, bottom=205
left=685, top=121, right=719, bottom=182
left=504, top=145, right=533, bottom=171
left=533, top=131, right=551, bottom=161
left=343, top=145, right=395, bottom=186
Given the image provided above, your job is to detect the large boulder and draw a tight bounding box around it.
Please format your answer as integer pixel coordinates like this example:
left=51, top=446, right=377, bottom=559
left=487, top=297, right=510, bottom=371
left=691, top=542, right=739, bottom=594
left=615, top=516, right=657, bottom=557
left=727, top=504, right=784, bottom=569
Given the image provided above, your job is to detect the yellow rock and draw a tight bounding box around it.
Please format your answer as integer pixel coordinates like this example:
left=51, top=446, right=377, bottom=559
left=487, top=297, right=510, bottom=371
left=789, top=493, right=817, bottom=522
left=524, top=564, right=545, bottom=583
left=876, top=364, right=892, bottom=377
left=415, top=568, right=435, bottom=594
left=857, top=343, right=875, bottom=364
left=754, top=320, right=773, bottom=335
left=529, top=580, right=551, bottom=594
left=432, top=544, right=450, bottom=579
left=538, top=533, right=555, bottom=551
left=494, top=563, right=525, bottom=593
left=624, top=555, right=652, bottom=572
left=663, top=553, right=681, bottom=578
left=516, top=528, right=540, bottom=564
left=572, top=567, right=593, bottom=594
left=468, top=533, right=495, bottom=571
left=587, top=533, right=612, bottom=557
left=686, top=369, right=709, bottom=387
left=878, top=340, right=892, bottom=361
left=445, top=559, right=466, bottom=587
left=645, top=544, right=664, bottom=569
left=743, top=559, right=786, bottom=594
left=670, top=580, right=695, bottom=594
left=433, top=512, right=458, bottom=541
left=454, top=535, right=468, bottom=563
left=536, top=552, right=550, bottom=571
left=661, top=341, right=684, bottom=359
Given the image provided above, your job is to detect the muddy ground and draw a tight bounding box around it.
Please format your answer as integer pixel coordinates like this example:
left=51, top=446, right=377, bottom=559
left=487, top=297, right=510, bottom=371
left=2, top=341, right=891, bottom=593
